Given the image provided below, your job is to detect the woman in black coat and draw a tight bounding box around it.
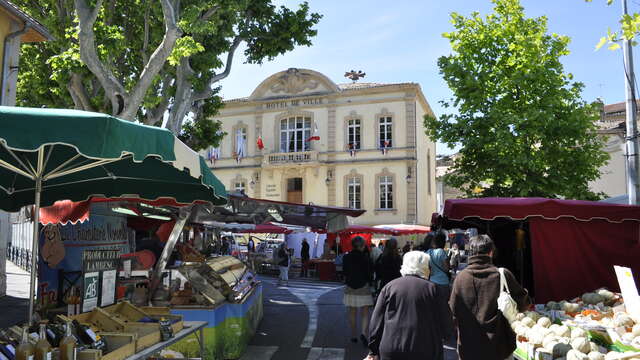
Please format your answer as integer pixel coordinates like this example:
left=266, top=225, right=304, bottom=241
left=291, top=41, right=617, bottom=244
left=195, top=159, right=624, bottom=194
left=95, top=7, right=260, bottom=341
left=366, top=251, right=454, bottom=360
left=374, top=238, right=402, bottom=292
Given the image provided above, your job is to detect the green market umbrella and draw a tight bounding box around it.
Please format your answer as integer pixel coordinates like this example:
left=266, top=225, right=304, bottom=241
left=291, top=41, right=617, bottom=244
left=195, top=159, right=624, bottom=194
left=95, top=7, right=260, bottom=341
left=0, top=106, right=227, bottom=323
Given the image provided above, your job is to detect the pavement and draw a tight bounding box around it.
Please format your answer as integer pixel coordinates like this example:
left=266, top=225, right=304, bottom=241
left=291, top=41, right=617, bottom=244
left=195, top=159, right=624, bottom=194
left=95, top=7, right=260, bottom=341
left=0, top=260, right=30, bottom=328
left=241, top=275, right=460, bottom=360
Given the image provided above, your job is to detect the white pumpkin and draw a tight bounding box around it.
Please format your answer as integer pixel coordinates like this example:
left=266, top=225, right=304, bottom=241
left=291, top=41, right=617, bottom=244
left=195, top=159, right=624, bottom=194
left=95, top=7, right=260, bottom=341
left=564, top=302, right=581, bottom=313
left=571, top=337, right=591, bottom=354
left=567, top=349, right=589, bottom=360
left=554, top=325, right=571, bottom=338
left=632, top=324, right=640, bottom=337
left=511, top=320, right=522, bottom=330
left=571, top=328, right=587, bottom=340
left=582, top=293, right=605, bottom=305
left=621, top=332, right=635, bottom=344
left=613, top=314, right=635, bottom=328
left=543, top=334, right=559, bottom=349
left=587, top=352, right=605, bottom=360
left=553, top=343, right=573, bottom=358
left=522, top=317, right=536, bottom=328
left=596, top=289, right=614, bottom=301
left=526, top=311, right=541, bottom=322
left=529, top=329, right=546, bottom=346
left=538, top=317, right=552, bottom=328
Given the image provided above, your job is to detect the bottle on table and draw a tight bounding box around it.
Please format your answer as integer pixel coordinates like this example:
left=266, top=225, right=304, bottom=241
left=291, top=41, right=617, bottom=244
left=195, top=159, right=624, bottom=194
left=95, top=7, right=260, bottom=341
left=15, top=328, right=34, bottom=360
left=71, top=321, right=105, bottom=352
left=58, top=321, right=76, bottom=360
left=34, top=325, right=51, bottom=360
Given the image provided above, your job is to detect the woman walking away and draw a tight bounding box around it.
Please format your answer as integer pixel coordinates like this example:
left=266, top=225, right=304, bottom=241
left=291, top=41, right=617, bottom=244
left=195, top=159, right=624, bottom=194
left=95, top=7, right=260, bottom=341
left=450, top=235, right=530, bottom=360
left=277, top=242, right=290, bottom=286
left=374, top=238, right=402, bottom=292
left=427, top=231, right=451, bottom=296
left=343, top=236, right=374, bottom=346
left=366, top=251, right=454, bottom=360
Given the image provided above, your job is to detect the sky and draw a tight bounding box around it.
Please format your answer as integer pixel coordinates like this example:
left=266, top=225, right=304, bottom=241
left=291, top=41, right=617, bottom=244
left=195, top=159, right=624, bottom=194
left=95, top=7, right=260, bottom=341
left=217, top=0, right=640, bottom=155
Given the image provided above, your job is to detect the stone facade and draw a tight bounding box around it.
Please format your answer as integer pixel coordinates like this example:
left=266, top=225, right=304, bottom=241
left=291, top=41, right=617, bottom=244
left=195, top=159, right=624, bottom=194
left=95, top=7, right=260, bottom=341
left=204, top=68, right=437, bottom=225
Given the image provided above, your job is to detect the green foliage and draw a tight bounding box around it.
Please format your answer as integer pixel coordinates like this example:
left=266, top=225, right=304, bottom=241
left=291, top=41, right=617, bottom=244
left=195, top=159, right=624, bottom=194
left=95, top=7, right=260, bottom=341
left=14, top=0, right=321, bottom=149
left=425, top=0, right=609, bottom=200
left=586, top=0, right=640, bottom=49
left=179, top=90, right=226, bottom=151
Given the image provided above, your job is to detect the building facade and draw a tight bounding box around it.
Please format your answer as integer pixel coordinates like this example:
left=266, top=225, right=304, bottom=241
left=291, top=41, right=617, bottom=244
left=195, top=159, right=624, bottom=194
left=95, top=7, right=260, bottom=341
left=590, top=102, right=631, bottom=199
left=205, top=68, right=437, bottom=226
left=0, top=0, right=51, bottom=296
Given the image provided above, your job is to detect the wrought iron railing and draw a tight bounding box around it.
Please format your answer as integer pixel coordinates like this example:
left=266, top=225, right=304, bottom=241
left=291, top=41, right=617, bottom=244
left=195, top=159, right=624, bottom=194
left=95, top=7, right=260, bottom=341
left=265, top=151, right=318, bottom=165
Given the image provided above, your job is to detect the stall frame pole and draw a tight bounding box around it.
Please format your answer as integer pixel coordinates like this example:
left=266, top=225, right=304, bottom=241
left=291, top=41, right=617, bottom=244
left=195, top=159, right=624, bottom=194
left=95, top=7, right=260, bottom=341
left=148, top=206, right=192, bottom=301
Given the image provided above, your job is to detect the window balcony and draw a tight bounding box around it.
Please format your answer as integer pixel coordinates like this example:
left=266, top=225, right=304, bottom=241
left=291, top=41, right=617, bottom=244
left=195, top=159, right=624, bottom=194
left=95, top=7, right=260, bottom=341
left=263, top=150, right=319, bottom=167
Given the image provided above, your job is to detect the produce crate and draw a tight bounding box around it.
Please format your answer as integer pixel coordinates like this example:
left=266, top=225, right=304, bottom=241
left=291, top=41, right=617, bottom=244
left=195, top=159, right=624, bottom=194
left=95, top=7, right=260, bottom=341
left=139, top=306, right=184, bottom=333
left=76, top=333, right=136, bottom=360
left=70, top=307, right=126, bottom=332
left=122, top=322, right=161, bottom=352
left=103, top=302, right=184, bottom=334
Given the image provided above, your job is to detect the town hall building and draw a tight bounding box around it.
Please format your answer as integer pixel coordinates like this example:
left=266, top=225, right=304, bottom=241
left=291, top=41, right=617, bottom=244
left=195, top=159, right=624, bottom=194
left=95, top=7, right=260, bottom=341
left=204, top=68, right=437, bottom=226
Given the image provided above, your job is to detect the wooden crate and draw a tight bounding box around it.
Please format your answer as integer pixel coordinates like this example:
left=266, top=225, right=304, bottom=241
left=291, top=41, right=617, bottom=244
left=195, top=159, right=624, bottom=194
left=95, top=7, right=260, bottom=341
left=75, top=333, right=136, bottom=360
left=122, top=322, right=161, bottom=352
left=102, top=301, right=148, bottom=324
left=139, top=306, right=184, bottom=333
left=70, top=308, right=126, bottom=332
left=104, top=302, right=184, bottom=333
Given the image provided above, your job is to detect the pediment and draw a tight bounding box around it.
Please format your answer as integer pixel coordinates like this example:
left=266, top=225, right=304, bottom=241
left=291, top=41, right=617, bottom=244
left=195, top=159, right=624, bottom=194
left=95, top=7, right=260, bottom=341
left=249, top=68, right=339, bottom=100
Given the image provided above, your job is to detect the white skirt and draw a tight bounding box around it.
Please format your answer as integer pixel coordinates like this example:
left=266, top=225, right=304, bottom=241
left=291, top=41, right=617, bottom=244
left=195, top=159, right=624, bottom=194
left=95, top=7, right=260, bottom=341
left=343, top=286, right=374, bottom=307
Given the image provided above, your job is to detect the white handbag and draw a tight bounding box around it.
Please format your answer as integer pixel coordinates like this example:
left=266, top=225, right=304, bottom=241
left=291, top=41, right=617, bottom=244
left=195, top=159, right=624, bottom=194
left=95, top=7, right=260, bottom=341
left=497, top=267, right=518, bottom=323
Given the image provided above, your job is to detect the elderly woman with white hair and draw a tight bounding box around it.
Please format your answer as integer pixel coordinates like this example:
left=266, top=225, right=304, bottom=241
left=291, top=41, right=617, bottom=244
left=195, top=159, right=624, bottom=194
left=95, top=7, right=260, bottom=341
left=365, top=251, right=454, bottom=360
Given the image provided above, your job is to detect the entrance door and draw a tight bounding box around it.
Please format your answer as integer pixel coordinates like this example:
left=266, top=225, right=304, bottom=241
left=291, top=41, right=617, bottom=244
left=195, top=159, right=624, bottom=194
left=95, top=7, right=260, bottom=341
left=287, top=178, right=303, bottom=203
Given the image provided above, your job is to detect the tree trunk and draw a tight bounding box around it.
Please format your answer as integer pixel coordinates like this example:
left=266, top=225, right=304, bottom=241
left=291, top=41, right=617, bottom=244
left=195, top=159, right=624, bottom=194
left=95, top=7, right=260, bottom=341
left=166, top=57, right=194, bottom=134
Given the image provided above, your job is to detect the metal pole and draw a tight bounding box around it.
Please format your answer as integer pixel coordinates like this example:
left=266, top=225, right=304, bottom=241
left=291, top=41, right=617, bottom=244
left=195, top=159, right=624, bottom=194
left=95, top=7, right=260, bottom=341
left=622, top=0, right=640, bottom=205
left=27, top=176, right=41, bottom=324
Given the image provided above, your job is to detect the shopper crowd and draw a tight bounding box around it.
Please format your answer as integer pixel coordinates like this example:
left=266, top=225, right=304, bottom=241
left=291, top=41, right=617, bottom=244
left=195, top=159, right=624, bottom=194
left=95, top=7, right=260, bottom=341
left=339, top=233, right=530, bottom=360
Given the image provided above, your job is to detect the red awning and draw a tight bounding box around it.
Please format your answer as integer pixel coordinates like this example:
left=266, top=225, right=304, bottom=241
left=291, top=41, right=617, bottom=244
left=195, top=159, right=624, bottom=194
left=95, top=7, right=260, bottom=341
left=443, top=197, right=640, bottom=223
left=39, top=197, right=200, bottom=225
left=373, top=224, right=431, bottom=235
left=235, top=223, right=293, bottom=234
left=335, top=225, right=429, bottom=236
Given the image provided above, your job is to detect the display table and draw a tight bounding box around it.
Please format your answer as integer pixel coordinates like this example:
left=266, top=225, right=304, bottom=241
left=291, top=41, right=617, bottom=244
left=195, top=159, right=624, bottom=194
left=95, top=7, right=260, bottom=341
left=311, top=260, right=336, bottom=281
left=170, top=284, right=263, bottom=359
left=125, top=321, right=207, bottom=360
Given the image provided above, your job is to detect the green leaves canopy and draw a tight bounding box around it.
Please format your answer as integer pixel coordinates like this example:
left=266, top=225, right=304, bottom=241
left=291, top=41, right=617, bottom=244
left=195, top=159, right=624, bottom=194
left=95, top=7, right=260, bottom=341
left=15, top=0, right=321, bottom=151
left=425, top=0, right=609, bottom=200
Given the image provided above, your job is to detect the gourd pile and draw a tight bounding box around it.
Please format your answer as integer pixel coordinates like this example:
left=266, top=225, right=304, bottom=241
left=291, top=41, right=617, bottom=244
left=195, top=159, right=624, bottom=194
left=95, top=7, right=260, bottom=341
left=510, top=289, right=640, bottom=360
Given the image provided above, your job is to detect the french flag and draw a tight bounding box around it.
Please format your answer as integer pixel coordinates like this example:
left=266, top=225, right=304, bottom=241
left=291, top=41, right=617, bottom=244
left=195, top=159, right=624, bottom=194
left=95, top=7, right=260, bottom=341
left=306, top=123, right=320, bottom=142
left=381, top=140, right=390, bottom=155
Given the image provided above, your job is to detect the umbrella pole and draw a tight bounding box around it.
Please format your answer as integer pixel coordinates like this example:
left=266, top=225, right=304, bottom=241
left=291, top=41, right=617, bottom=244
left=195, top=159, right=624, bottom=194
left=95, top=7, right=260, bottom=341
left=28, top=176, right=42, bottom=325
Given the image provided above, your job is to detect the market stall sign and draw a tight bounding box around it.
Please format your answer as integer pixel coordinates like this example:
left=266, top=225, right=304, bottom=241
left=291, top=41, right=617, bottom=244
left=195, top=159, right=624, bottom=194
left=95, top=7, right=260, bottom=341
left=82, top=249, right=120, bottom=272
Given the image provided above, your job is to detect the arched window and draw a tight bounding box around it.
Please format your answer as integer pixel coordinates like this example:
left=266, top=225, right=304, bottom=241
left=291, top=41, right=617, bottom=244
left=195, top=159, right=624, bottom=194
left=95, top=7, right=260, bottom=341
left=280, top=116, right=311, bottom=152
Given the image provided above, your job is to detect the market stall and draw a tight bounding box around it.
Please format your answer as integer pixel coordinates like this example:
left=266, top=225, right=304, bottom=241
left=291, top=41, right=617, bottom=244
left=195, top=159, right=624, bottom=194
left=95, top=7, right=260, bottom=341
left=0, top=106, right=228, bottom=360
left=434, top=197, right=640, bottom=303
left=34, top=197, right=264, bottom=359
